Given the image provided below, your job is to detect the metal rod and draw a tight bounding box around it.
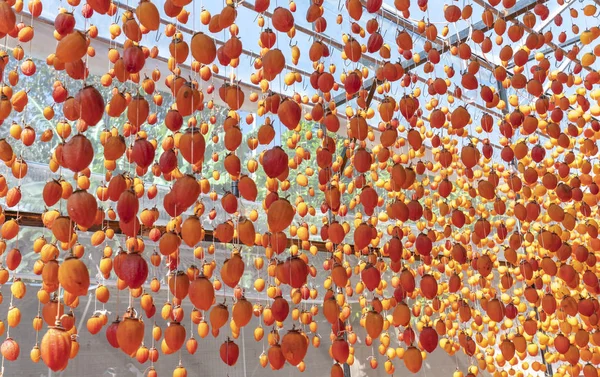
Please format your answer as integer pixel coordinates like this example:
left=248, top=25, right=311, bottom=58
left=333, top=0, right=544, bottom=110
left=114, top=1, right=319, bottom=86
left=365, top=0, right=432, bottom=40
left=238, top=1, right=382, bottom=69
left=471, top=0, right=593, bottom=74
left=4, top=209, right=336, bottom=254
left=506, top=35, right=580, bottom=69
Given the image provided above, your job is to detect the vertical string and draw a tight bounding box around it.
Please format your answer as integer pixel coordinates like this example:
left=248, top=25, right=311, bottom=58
left=115, top=277, right=120, bottom=319
left=55, top=285, right=61, bottom=324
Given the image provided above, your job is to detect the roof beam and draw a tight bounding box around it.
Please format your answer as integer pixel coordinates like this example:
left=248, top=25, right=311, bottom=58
left=334, top=0, right=543, bottom=108
left=407, top=0, right=544, bottom=71
left=111, top=1, right=317, bottom=87
left=502, top=0, right=576, bottom=69
left=450, top=0, right=544, bottom=45
left=536, top=0, right=574, bottom=32
left=25, top=14, right=363, bottom=146
left=238, top=1, right=382, bottom=69
left=506, top=35, right=580, bottom=69
left=471, top=0, right=593, bottom=74
left=8, top=210, right=340, bottom=254
left=367, top=0, right=428, bottom=39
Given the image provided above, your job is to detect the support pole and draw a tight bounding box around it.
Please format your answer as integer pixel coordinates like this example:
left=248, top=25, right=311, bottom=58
left=231, top=180, right=239, bottom=198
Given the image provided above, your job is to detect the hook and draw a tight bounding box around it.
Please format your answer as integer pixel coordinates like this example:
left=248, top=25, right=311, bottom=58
left=113, top=10, right=120, bottom=24
left=404, top=73, right=414, bottom=91
left=337, top=0, right=344, bottom=12
left=289, top=39, right=297, bottom=47
left=554, top=58, right=562, bottom=68
left=154, top=29, right=161, bottom=42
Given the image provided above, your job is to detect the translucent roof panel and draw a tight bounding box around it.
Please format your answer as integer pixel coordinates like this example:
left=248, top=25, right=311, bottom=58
left=19, top=0, right=600, bottom=155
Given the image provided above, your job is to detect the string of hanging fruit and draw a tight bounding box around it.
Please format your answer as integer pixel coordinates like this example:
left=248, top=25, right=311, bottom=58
left=0, top=0, right=599, bottom=376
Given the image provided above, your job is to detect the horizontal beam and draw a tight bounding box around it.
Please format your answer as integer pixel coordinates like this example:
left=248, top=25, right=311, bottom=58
left=471, top=0, right=593, bottom=74
left=26, top=14, right=358, bottom=141
left=17, top=272, right=330, bottom=305
left=335, top=0, right=543, bottom=109
left=6, top=208, right=513, bottom=268
left=111, top=1, right=316, bottom=84
left=366, top=0, right=429, bottom=41
left=239, top=1, right=382, bottom=70
left=5, top=210, right=335, bottom=254
left=505, top=35, right=580, bottom=69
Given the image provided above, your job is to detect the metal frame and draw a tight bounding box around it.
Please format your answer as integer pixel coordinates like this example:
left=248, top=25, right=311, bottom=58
left=239, top=1, right=383, bottom=70
left=107, top=0, right=596, bottom=162
left=112, top=1, right=317, bottom=87
left=4, top=210, right=342, bottom=253
left=471, top=0, right=593, bottom=74
left=536, top=0, right=575, bottom=32
left=369, top=0, right=431, bottom=38
left=506, top=35, right=580, bottom=69
left=333, top=0, right=542, bottom=108
left=333, top=0, right=544, bottom=171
